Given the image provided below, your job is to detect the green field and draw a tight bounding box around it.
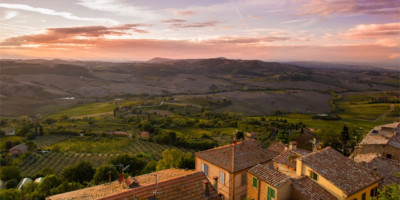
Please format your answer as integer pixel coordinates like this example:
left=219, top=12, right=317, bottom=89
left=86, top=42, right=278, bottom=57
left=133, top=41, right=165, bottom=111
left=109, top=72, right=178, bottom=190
left=45, top=101, right=118, bottom=119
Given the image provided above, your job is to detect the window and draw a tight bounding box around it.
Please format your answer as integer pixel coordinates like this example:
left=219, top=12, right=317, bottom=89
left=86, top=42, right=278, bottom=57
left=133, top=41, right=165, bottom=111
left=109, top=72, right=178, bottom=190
left=386, top=154, right=392, bottom=159
left=240, top=194, right=246, bottom=200
left=267, top=187, right=275, bottom=200
left=252, top=177, right=258, bottom=188
left=362, top=193, right=366, bottom=200
left=201, top=162, right=208, bottom=176
left=269, top=162, right=274, bottom=170
left=310, top=171, right=318, bottom=181
left=370, top=187, right=378, bottom=197
left=352, top=198, right=357, bottom=200
left=241, top=173, right=247, bottom=186
left=219, top=171, right=225, bottom=184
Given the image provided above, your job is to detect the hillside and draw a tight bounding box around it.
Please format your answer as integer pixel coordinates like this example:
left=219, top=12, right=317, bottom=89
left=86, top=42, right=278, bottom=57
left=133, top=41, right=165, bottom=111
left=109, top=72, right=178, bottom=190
left=0, top=58, right=399, bottom=117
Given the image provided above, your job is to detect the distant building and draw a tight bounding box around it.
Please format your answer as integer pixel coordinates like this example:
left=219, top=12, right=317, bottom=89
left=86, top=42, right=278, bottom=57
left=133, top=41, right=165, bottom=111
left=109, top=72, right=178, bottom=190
left=108, top=131, right=128, bottom=137
left=47, top=169, right=218, bottom=200
left=267, top=142, right=287, bottom=154
left=9, top=144, right=28, bottom=156
left=194, top=140, right=278, bottom=200
left=140, top=131, right=150, bottom=138
left=4, top=130, right=15, bottom=136
left=354, top=122, right=400, bottom=160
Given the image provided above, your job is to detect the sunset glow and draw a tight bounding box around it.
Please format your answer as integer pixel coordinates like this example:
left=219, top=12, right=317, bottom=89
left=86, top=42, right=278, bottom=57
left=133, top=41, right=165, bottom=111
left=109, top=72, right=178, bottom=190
left=0, top=0, right=399, bottom=66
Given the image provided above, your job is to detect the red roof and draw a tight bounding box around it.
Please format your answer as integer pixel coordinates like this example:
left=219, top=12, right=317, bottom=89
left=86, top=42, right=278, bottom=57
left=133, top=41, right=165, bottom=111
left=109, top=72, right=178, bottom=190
left=267, top=142, right=286, bottom=154
left=291, top=177, right=337, bottom=200
left=300, top=147, right=382, bottom=196
left=99, top=171, right=219, bottom=200
left=248, top=164, right=291, bottom=188
left=195, top=140, right=278, bottom=172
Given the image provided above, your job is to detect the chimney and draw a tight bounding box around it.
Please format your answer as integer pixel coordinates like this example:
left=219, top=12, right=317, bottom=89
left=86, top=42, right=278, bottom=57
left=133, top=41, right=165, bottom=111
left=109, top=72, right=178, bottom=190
left=289, top=141, right=297, bottom=150
left=203, top=180, right=210, bottom=198
left=118, top=174, right=124, bottom=184
left=108, top=171, right=113, bottom=184
left=212, top=176, right=219, bottom=194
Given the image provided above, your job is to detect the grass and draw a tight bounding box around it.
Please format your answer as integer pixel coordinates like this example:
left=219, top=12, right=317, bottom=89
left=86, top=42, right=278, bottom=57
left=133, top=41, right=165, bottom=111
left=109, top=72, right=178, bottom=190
left=46, top=101, right=118, bottom=119
left=46, top=136, right=190, bottom=157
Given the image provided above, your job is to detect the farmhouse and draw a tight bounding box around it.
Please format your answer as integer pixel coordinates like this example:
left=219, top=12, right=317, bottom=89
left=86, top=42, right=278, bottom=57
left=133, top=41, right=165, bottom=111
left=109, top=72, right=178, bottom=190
left=194, top=140, right=278, bottom=200
left=9, top=144, right=28, bottom=156
left=141, top=131, right=150, bottom=138
left=354, top=122, right=400, bottom=160
left=47, top=168, right=218, bottom=200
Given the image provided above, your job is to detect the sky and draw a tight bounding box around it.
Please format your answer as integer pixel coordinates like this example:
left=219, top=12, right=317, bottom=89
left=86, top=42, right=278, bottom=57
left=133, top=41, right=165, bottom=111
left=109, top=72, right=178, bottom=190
left=0, top=0, right=399, bottom=66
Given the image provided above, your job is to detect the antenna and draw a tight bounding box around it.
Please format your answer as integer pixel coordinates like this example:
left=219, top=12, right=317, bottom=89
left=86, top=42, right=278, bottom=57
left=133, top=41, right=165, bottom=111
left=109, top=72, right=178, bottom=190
left=151, top=174, right=158, bottom=198
left=122, top=165, right=130, bottom=174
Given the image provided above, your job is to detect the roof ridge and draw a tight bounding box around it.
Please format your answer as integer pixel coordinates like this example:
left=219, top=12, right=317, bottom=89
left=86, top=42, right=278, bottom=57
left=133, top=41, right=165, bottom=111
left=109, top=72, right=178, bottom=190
left=300, top=146, right=331, bottom=159
left=196, top=141, right=243, bottom=153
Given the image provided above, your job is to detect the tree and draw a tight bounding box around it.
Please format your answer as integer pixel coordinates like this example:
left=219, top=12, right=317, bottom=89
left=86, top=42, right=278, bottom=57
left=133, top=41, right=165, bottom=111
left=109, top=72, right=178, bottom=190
left=109, top=154, right=146, bottom=176
left=143, top=161, right=157, bottom=173
left=62, top=161, right=95, bottom=184
left=0, top=166, right=21, bottom=181
left=93, top=165, right=119, bottom=184
left=340, top=125, right=350, bottom=146
left=5, top=140, right=13, bottom=150
left=235, top=131, right=244, bottom=140
left=51, top=181, right=83, bottom=195
left=0, top=189, right=22, bottom=200
left=378, top=183, right=400, bottom=200
left=5, top=178, right=18, bottom=189
left=156, top=149, right=193, bottom=171
left=39, top=174, right=62, bottom=196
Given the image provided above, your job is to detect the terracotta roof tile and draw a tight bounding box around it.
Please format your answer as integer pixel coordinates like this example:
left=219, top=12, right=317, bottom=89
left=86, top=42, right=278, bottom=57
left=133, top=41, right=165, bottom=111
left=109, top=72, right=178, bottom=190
left=99, top=171, right=219, bottom=200
left=46, top=169, right=193, bottom=200
left=291, top=176, right=336, bottom=200
left=195, top=140, right=278, bottom=172
left=300, top=147, right=382, bottom=196
left=273, top=150, right=303, bottom=170
left=248, top=164, right=291, bottom=188
left=388, top=135, right=400, bottom=149
left=267, top=142, right=286, bottom=154
left=360, top=122, right=399, bottom=145
left=357, top=156, right=400, bottom=186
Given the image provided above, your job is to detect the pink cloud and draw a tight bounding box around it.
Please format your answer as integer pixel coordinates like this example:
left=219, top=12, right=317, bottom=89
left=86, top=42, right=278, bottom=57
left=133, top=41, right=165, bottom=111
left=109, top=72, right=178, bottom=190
left=297, top=0, right=400, bottom=18
left=0, top=24, right=149, bottom=46
left=174, top=10, right=196, bottom=16
left=344, top=22, right=400, bottom=39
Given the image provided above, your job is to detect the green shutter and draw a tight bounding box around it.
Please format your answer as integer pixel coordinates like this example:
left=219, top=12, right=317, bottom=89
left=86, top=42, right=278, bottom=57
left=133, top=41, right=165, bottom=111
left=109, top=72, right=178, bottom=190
left=268, top=187, right=275, bottom=200
left=312, top=172, right=318, bottom=180
left=253, top=177, right=257, bottom=188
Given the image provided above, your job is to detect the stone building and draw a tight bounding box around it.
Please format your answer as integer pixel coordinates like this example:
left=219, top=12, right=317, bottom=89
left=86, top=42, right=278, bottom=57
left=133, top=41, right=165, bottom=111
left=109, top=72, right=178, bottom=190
left=354, top=122, right=400, bottom=161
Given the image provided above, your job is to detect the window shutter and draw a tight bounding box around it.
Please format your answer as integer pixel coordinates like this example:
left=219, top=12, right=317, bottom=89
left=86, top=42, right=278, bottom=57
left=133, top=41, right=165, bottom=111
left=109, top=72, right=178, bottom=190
left=219, top=172, right=225, bottom=184
left=253, top=177, right=257, bottom=188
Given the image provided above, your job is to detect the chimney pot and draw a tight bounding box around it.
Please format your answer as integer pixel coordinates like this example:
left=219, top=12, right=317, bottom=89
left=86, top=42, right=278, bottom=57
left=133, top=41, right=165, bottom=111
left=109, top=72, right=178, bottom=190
left=203, top=180, right=210, bottom=198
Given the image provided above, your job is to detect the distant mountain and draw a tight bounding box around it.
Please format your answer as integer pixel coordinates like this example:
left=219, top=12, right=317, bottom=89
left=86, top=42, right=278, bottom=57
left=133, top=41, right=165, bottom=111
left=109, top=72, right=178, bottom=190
left=147, top=57, right=174, bottom=63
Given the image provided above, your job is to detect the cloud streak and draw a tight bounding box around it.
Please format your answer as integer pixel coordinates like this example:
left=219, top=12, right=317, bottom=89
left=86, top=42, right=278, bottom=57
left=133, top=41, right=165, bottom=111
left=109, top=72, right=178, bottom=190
left=297, top=0, right=400, bottom=18
left=0, top=24, right=149, bottom=46
left=0, top=3, right=119, bottom=25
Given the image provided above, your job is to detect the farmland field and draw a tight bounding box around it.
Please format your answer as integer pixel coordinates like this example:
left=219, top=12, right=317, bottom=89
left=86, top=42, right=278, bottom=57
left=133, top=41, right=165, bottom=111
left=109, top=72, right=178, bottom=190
left=17, top=136, right=192, bottom=176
